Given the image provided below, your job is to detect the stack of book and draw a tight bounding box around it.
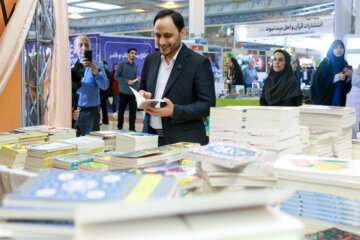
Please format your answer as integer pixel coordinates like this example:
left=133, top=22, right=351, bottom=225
left=52, top=153, right=94, bottom=170
left=0, top=187, right=303, bottom=239
left=298, top=126, right=310, bottom=155
left=0, top=132, right=20, bottom=149
left=274, top=154, right=360, bottom=234
left=185, top=142, right=276, bottom=192
left=24, top=142, right=77, bottom=171
left=60, top=136, right=105, bottom=154
left=39, top=127, right=77, bottom=142
left=14, top=125, right=51, bottom=133
left=0, top=144, right=28, bottom=168
left=352, top=139, right=360, bottom=160
left=116, top=132, right=158, bottom=152
left=89, top=130, right=118, bottom=151
left=306, top=129, right=337, bottom=157
left=209, top=106, right=301, bottom=159
left=109, top=142, right=199, bottom=170
left=299, top=105, right=356, bottom=158
left=18, top=132, right=48, bottom=145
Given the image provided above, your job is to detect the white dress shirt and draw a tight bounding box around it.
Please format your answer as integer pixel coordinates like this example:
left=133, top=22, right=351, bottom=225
left=150, top=44, right=182, bottom=129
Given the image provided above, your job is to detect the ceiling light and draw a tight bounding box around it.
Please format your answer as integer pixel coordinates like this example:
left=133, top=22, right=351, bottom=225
left=74, top=1, right=123, bottom=11
left=159, top=2, right=180, bottom=9
left=68, top=6, right=96, bottom=14
left=134, top=9, right=145, bottom=13
left=68, top=13, right=85, bottom=19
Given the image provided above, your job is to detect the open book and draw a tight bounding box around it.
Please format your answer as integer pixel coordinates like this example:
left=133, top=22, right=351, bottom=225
left=130, top=87, right=164, bottom=109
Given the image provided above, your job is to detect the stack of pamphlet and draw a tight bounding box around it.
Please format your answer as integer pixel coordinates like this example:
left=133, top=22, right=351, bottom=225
left=116, top=132, right=158, bottom=152
left=109, top=142, right=199, bottom=170
left=39, top=127, right=76, bottom=142
left=274, top=154, right=360, bottom=233
left=18, top=132, right=48, bottom=145
left=298, top=126, right=310, bottom=155
left=89, top=130, right=118, bottom=151
left=0, top=182, right=303, bottom=239
left=352, top=139, right=360, bottom=159
left=185, top=142, right=276, bottom=191
left=299, top=105, right=356, bottom=158
left=60, top=136, right=105, bottom=154
left=52, top=153, right=94, bottom=170
left=307, top=129, right=337, bottom=157
left=24, top=142, right=77, bottom=171
left=209, top=106, right=301, bottom=159
left=0, top=144, right=28, bottom=168
left=0, top=132, right=20, bottom=149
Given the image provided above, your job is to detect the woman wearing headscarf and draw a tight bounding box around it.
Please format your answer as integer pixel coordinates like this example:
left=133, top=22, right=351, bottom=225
left=311, top=40, right=352, bottom=106
left=291, top=55, right=301, bottom=86
left=260, top=49, right=302, bottom=106
left=225, top=57, right=244, bottom=93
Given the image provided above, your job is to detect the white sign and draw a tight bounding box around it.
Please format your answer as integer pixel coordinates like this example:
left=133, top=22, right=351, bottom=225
left=236, top=19, right=333, bottom=40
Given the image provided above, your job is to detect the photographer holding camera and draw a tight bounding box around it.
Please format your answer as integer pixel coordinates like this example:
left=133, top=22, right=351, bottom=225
left=71, top=35, right=109, bottom=136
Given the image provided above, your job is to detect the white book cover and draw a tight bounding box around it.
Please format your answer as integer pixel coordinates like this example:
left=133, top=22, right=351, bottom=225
left=274, top=155, right=360, bottom=181
left=130, top=87, right=164, bottom=109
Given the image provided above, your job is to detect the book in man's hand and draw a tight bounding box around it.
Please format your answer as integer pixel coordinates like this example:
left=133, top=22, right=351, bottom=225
left=130, top=87, right=164, bottom=109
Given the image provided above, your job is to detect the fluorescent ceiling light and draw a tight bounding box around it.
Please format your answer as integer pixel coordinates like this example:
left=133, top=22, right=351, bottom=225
left=68, top=6, right=96, bottom=14
left=134, top=9, right=145, bottom=13
left=68, top=13, right=85, bottom=19
left=74, top=1, right=123, bottom=11
left=159, top=2, right=180, bottom=9
left=67, top=0, right=85, bottom=3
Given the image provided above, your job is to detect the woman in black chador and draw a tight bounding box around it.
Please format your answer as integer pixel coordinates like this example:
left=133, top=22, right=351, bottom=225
left=260, top=49, right=302, bottom=106
left=311, top=40, right=352, bottom=106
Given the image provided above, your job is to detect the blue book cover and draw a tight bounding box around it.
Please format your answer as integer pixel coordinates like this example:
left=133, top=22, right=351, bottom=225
left=3, top=170, right=177, bottom=209
left=52, top=154, right=94, bottom=170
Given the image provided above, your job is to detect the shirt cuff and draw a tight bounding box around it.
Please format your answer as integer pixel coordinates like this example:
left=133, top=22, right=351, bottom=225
left=333, top=74, right=340, bottom=83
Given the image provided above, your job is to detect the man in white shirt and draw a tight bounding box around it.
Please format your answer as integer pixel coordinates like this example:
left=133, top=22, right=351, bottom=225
left=139, top=9, right=216, bottom=145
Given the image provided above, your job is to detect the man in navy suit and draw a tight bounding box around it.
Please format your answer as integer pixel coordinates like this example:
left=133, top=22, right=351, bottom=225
left=139, top=9, right=216, bottom=146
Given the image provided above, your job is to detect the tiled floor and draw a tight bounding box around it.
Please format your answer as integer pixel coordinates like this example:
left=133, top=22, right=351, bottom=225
left=100, top=111, right=145, bottom=132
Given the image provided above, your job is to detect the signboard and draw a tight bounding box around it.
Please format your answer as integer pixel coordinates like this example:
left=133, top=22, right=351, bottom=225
left=192, top=45, right=204, bottom=51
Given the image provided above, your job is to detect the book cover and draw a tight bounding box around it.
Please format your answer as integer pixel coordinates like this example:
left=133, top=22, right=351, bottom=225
left=52, top=153, right=94, bottom=170
left=186, top=142, right=273, bottom=168
left=78, top=162, right=108, bottom=172
left=2, top=170, right=177, bottom=209
left=305, top=227, right=360, bottom=240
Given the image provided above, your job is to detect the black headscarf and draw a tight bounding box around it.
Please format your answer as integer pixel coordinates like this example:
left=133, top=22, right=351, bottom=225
left=229, top=57, right=244, bottom=85
left=262, top=49, right=302, bottom=105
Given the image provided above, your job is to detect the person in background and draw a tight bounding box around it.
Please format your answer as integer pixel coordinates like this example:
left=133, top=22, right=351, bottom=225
left=291, top=56, right=301, bottom=86
left=71, top=35, right=109, bottom=136
left=225, top=57, right=244, bottom=93
left=260, top=49, right=302, bottom=106
left=99, top=60, right=112, bottom=125
left=111, top=63, right=119, bottom=115
left=139, top=9, right=216, bottom=146
left=114, top=48, right=140, bottom=131
left=311, top=40, right=352, bottom=106
left=242, top=58, right=258, bottom=92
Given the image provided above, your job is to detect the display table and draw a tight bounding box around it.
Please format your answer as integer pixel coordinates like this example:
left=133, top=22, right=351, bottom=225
left=216, top=97, right=260, bottom=107
left=0, top=165, right=36, bottom=200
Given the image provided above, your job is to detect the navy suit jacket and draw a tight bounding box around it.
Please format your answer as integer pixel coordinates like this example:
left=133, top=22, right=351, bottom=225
left=140, top=44, right=216, bottom=145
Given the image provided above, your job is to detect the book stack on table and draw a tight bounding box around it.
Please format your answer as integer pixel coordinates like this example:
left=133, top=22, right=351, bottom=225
left=306, top=129, right=337, bottom=157
left=116, top=131, right=158, bottom=152
left=52, top=153, right=94, bottom=170
left=351, top=139, right=360, bottom=160
left=298, top=126, right=310, bottom=155
left=60, top=136, right=105, bottom=154
left=0, top=132, right=20, bottom=149
left=0, top=144, right=28, bottom=168
left=39, top=127, right=77, bottom=142
left=209, top=106, right=301, bottom=159
left=89, top=130, right=119, bottom=151
left=185, top=142, right=276, bottom=192
left=299, top=105, right=356, bottom=159
left=274, top=154, right=360, bottom=234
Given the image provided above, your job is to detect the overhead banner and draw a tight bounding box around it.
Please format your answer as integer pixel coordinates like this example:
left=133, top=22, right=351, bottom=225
left=100, top=36, right=155, bottom=74
left=236, top=18, right=333, bottom=40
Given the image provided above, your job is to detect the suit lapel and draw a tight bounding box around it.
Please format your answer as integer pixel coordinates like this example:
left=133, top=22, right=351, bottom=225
left=162, top=44, right=190, bottom=97
left=148, top=52, right=161, bottom=96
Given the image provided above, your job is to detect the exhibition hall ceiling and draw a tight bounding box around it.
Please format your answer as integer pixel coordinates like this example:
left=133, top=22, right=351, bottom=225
left=67, top=0, right=334, bottom=34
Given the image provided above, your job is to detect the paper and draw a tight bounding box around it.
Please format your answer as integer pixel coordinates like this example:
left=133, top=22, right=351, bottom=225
left=129, top=87, right=165, bottom=109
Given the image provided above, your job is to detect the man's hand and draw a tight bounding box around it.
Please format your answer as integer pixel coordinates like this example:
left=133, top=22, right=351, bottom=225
left=128, top=80, right=135, bottom=85
left=80, top=58, right=98, bottom=76
left=139, top=90, right=152, bottom=99
left=73, top=109, right=80, bottom=120
left=145, top=98, right=174, bottom=117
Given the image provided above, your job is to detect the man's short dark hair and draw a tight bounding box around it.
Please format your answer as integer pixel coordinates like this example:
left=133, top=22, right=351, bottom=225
left=153, top=9, right=185, bottom=32
left=128, top=48, right=137, bottom=53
